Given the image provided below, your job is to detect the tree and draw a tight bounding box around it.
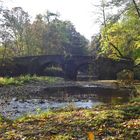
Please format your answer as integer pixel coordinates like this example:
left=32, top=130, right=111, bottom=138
left=99, top=3, right=140, bottom=60
left=89, top=34, right=101, bottom=56
left=30, top=14, right=48, bottom=55
left=0, top=22, right=14, bottom=65
left=43, top=19, right=88, bottom=55
left=132, top=0, right=140, bottom=18
left=0, top=7, right=30, bottom=56
left=44, top=10, right=59, bottom=23
left=0, top=7, right=88, bottom=57
left=91, top=0, right=140, bottom=60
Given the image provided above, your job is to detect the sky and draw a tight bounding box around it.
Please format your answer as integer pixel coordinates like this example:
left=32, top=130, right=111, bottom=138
left=3, top=0, right=101, bottom=40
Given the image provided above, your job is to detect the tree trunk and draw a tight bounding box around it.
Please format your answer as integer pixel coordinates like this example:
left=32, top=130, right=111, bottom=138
left=1, top=43, right=7, bottom=67
left=132, top=0, right=140, bottom=18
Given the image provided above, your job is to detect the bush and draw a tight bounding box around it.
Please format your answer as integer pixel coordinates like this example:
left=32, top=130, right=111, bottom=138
left=0, top=75, right=63, bottom=86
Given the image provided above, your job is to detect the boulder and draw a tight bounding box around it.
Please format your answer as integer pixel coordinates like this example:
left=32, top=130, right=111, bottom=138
left=117, top=69, right=134, bottom=81
left=134, top=65, right=140, bottom=80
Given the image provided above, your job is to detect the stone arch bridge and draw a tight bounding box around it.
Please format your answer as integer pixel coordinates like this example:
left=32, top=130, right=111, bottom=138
left=9, top=55, right=133, bottom=80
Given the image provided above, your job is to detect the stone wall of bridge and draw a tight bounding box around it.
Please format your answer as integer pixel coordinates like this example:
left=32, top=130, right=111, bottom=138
left=0, top=55, right=134, bottom=80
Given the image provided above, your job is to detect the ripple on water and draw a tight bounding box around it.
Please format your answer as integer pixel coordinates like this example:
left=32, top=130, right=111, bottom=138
left=0, top=98, right=102, bottom=119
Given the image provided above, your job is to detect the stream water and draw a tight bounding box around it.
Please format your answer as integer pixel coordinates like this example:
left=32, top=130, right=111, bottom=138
left=0, top=83, right=134, bottom=119
left=0, top=98, right=101, bottom=119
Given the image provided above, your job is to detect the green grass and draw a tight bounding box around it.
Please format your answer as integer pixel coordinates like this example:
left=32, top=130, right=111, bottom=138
left=0, top=75, right=63, bottom=86
left=130, top=97, right=140, bottom=103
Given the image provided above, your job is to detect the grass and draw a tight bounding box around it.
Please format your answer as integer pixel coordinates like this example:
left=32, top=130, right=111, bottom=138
left=0, top=98, right=140, bottom=140
left=0, top=75, right=63, bottom=86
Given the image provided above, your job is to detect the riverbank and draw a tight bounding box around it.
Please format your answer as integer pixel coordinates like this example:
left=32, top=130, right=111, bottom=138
left=0, top=76, right=140, bottom=139
left=0, top=77, right=137, bottom=100
left=0, top=76, right=139, bottom=119
left=0, top=97, right=140, bottom=139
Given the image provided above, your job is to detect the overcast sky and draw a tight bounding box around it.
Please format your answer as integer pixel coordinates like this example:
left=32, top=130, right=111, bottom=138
left=3, top=0, right=101, bottom=40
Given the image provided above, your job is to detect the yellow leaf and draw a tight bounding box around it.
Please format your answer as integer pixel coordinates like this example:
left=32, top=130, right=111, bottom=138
left=88, top=132, right=95, bottom=140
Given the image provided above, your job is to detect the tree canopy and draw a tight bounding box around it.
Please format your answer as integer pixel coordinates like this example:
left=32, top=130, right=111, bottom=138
left=90, top=0, right=140, bottom=63
left=0, top=6, right=88, bottom=62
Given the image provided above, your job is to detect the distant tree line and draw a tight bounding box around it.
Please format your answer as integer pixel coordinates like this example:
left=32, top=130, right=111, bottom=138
left=0, top=6, right=88, bottom=64
left=1, top=0, right=140, bottom=65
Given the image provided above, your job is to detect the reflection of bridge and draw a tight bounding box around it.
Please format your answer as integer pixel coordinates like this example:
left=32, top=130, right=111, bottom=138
left=12, top=55, right=133, bottom=80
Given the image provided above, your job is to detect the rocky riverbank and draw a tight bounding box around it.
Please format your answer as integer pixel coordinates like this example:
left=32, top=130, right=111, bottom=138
left=0, top=79, right=139, bottom=119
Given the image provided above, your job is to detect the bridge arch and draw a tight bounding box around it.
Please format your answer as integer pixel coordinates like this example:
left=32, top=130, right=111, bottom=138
left=37, top=61, right=64, bottom=77
left=75, top=62, right=97, bottom=80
